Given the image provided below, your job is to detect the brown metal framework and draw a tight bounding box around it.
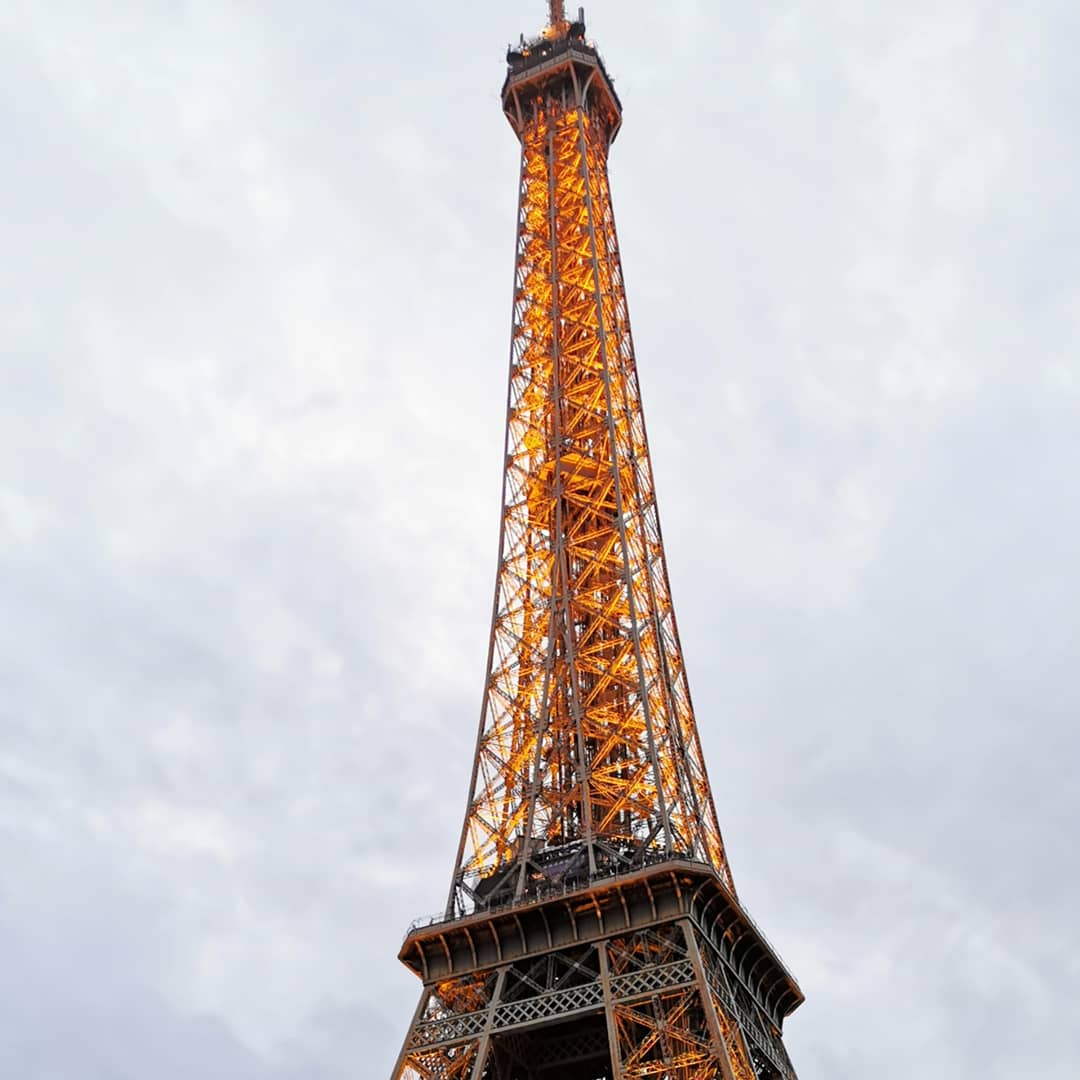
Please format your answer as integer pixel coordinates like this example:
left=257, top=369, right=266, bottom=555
left=448, top=11, right=729, bottom=924
left=390, top=7, right=803, bottom=1078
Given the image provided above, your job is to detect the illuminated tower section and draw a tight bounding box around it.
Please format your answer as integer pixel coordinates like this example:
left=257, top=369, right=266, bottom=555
left=389, top=5, right=803, bottom=1078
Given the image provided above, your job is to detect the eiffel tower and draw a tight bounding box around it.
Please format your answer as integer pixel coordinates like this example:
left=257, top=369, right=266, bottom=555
left=390, top=5, right=803, bottom=1077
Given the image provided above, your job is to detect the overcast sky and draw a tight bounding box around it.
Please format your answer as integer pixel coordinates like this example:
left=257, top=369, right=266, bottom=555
left=2, top=1, right=1078, bottom=1077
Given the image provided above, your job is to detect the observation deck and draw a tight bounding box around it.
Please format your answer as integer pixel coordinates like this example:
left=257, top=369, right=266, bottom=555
left=400, top=858, right=804, bottom=1029
left=501, top=6, right=622, bottom=140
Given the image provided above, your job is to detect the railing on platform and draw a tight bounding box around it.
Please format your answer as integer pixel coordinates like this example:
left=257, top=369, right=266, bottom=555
left=401, top=855, right=799, bottom=993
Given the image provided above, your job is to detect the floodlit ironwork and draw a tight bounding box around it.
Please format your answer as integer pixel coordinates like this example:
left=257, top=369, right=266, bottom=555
left=390, top=6, right=803, bottom=1077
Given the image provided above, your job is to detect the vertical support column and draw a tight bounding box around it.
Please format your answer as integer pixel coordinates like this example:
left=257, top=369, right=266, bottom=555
left=596, top=940, right=625, bottom=1080
left=546, top=99, right=598, bottom=878
left=682, top=919, right=760, bottom=1080
left=681, top=919, right=740, bottom=1080
left=573, top=94, right=672, bottom=860
left=469, top=968, right=509, bottom=1080
left=445, top=128, right=531, bottom=923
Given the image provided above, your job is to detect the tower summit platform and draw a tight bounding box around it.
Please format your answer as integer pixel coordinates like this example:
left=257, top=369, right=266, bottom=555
left=502, top=4, right=622, bottom=141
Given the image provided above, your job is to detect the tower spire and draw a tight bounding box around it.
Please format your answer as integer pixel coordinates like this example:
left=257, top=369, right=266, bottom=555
left=388, top=10, right=805, bottom=1080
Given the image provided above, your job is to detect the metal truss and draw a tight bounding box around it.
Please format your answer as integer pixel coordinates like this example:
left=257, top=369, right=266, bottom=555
left=391, top=8, right=801, bottom=1079
left=391, top=916, right=792, bottom=1079
left=448, top=8, right=730, bottom=924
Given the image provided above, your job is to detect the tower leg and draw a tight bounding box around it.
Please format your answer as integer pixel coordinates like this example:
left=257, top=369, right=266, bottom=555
left=391, top=980, right=488, bottom=1080
left=597, top=939, right=625, bottom=1079
left=683, top=919, right=749, bottom=1080
left=469, top=970, right=508, bottom=1080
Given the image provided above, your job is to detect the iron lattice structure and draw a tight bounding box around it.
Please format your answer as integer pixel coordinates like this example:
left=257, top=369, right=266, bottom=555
left=391, top=6, right=803, bottom=1078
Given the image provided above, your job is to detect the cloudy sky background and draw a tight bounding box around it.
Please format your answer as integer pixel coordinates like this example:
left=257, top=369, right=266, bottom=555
left=2, top=1, right=1078, bottom=1077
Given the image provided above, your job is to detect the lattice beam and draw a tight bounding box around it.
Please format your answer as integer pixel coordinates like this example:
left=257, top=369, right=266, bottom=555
left=390, top=8, right=802, bottom=1079
left=449, top=7, right=730, bottom=928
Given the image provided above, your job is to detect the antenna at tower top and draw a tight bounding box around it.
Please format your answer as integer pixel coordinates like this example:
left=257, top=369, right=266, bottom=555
left=548, top=0, right=567, bottom=31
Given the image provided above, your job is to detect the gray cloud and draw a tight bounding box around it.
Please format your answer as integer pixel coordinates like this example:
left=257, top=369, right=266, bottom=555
left=1, top=1, right=1077, bottom=1077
